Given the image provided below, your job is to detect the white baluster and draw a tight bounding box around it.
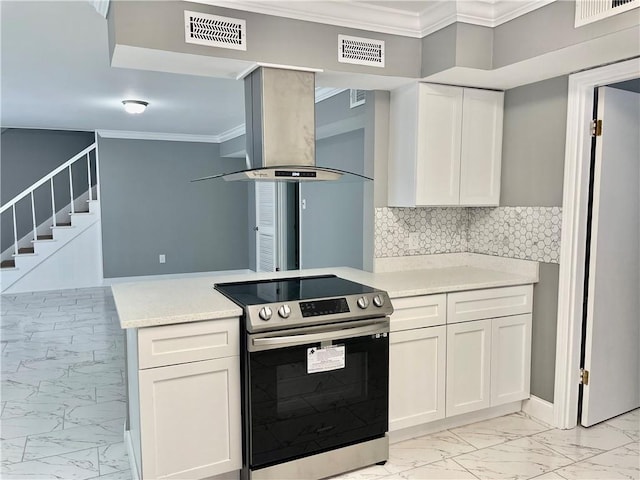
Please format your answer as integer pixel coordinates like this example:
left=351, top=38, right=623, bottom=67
left=50, top=178, right=57, bottom=227
left=87, top=153, right=93, bottom=201
left=68, top=165, right=75, bottom=214
left=12, top=204, right=18, bottom=256
left=31, top=191, right=37, bottom=243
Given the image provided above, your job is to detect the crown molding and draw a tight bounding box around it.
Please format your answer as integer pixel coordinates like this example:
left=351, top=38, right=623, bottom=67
left=217, top=124, right=246, bottom=142
left=189, top=0, right=555, bottom=38
left=97, top=130, right=221, bottom=143
left=315, top=87, right=348, bottom=103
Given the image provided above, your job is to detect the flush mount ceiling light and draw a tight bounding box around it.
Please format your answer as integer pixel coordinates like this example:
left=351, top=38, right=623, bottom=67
left=122, top=100, right=148, bottom=114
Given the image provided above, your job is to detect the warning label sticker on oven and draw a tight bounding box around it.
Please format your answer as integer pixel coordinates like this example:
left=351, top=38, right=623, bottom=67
left=307, top=345, right=345, bottom=374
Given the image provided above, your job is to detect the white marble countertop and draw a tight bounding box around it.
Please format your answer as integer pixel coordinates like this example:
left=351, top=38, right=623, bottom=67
left=113, top=254, right=538, bottom=329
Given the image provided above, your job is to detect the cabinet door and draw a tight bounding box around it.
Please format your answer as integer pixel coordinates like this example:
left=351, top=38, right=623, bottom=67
left=139, top=357, right=241, bottom=479
left=459, top=88, right=504, bottom=206
left=415, top=84, right=463, bottom=206
left=491, top=314, right=531, bottom=406
left=446, top=319, right=491, bottom=417
left=390, top=326, right=446, bottom=430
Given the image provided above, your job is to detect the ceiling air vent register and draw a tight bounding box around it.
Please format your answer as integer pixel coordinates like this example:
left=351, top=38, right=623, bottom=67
left=184, top=10, right=246, bottom=50
left=350, top=89, right=366, bottom=108
left=575, top=0, right=639, bottom=26
left=338, top=34, right=385, bottom=68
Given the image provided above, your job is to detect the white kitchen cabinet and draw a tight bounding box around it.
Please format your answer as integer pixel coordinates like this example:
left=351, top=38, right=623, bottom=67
left=130, top=318, right=242, bottom=480
left=139, top=357, right=241, bottom=480
left=390, top=325, right=446, bottom=430
left=388, top=294, right=446, bottom=431
left=491, top=314, right=532, bottom=406
left=388, top=83, right=503, bottom=207
left=446, top=319, right=492, bottom=416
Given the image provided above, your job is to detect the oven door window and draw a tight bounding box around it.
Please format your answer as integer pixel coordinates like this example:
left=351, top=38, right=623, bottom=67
left=249, top=334, right=388, bottom=469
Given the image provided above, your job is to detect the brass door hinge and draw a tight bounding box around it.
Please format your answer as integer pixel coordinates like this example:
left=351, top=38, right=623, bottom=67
left=591, top=119, right=602, bottom=137
left=580, top=368, right=590, bottom=386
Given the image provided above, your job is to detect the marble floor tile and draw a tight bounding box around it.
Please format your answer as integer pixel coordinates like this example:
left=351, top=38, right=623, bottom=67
left=2, top=399, right=67, bottom=418
left=554, top=442, right=639, bottom=479
left=532, top=471, right=567, bottom=479
left=451, top=412, right=551, bottom=449
left=1, top=436, right=27, bottom=464
left=389, top=430, right=476, bottom=467
left=455, top=437, right=573, bottom=479
left=605, top=409, right=640, bottom=442
left=0, top=380, right=38, bottom=402
left=28, top=388, right=98, bottom=408
left=97, top=443, right=129, bottom=475
left=1, top=446, right=100, bottom=479
left=0, top=414, right=64, bottom=440
left=86, top=468, right=132, bottom=480
left=22, top=419, right=124, bottom=461
left=65, top=400, right=126, bottom=428
left=532, top=422, right=636, bottom=461
left=382, top=458, right=479, bottom=479
left=95, top=386, right=127, bottom=404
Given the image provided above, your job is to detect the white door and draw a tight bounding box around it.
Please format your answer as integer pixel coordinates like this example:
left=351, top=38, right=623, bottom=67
left=581, top=86, right=640, bottom=427
left=255, top=182, right=277, bottom=272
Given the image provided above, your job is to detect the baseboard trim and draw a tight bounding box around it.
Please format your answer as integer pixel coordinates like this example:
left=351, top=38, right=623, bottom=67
left=522, top=395, right=555, bottom=426
left=389, top=401, right=522, bottom=444
left=125, top=429, right=141, bottom=480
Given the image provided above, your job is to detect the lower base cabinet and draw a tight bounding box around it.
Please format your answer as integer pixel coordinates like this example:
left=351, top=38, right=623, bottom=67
left=446, top=319, right=492, bottom=417
left=491, top=314, right=532, bottom=406
left=446, top=314, right=532, bottom=417
left=139, top=356, right=241, bottom=480
left=389, top=326, right=446, bottom=430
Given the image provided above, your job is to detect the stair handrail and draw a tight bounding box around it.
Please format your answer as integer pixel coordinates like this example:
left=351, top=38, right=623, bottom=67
left=1, top=142, right=97, bottom=257
left=0, top=143, right=97, bottom=214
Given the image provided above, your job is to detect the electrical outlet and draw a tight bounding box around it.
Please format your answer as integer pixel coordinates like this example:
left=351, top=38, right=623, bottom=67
left=159, top=254, right=166, bottom=264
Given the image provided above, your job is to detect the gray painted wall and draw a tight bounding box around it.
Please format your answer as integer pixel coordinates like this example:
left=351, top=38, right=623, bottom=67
left=500, top=75, right=568, bottom=403
left=494, top=1, right=640, bottom=69
left=501, top=76, right=568, bottom=207
left=109, top=1, right=421, bottom=79
left=98, top=137, right=249, bottom=278
left=1, top=129, right=95, bottom=253
left=301, top=129, right=366, bottom=269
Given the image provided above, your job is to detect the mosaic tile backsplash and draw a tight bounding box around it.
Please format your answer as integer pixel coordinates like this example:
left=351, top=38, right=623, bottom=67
left=374, top=206, right=562, bottom=264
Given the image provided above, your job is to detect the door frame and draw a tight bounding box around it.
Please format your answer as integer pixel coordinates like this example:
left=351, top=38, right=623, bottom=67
left=554, top=57, right=640, bottom=429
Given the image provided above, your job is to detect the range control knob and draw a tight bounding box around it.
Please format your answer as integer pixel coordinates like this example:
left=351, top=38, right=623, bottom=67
left=357, top=296, right=370, bottom=309
left=278, top=304, right=291, bottom=319
left=373, top=295, right=385, bottom=307
left=258, top=306, right=273, bottom=321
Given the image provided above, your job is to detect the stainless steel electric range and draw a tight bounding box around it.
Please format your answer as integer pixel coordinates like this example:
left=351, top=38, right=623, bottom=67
left=214, top=274, right=394, bottom=480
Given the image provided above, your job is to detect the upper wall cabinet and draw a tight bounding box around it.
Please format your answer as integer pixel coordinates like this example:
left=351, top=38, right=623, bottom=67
left=388, top=83, right=504, bottom=207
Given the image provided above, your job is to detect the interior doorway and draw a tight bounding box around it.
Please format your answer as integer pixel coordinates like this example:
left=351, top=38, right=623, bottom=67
left=554, top=57, right=640, bottom=430
left=578, top=84, right=640, bottom=427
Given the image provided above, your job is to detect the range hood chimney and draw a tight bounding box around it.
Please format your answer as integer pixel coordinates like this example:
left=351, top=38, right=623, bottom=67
left=193, top=66, right=370, bottom=183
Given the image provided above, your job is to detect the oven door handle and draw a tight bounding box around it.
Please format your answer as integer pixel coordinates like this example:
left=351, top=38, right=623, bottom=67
left=251, top=321, right=388, bottom=351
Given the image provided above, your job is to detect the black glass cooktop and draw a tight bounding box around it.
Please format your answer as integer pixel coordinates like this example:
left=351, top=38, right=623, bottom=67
left=214, top=274, right=377, bottom=306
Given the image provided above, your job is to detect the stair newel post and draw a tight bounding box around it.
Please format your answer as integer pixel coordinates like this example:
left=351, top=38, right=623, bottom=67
left=68, top=165, right=75, bottom=214
left=87, top=153, right=93, bottom=201
left=50, top=178, right=57, bottom=227
left=12, top=204, right=18, bottom=256
left=30, top=191, right=37, bottom=243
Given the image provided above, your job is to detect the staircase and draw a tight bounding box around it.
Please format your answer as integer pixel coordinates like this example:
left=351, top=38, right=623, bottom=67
left=0, top=143, right=102, bottom=293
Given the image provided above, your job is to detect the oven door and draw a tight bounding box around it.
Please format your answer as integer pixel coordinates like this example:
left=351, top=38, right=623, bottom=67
left=246, top=319, right=389, bottom=470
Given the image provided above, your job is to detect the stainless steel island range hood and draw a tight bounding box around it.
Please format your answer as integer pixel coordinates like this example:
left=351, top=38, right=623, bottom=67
left=193, top=66, right=371, bottom=183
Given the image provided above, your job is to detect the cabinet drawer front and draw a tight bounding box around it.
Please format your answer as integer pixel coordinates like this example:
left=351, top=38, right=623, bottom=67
left=390, top=294, right=446, bottom=332
left=447, top=285, right=533, bottom=324
left=138, top=317, right=239, bottom=369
